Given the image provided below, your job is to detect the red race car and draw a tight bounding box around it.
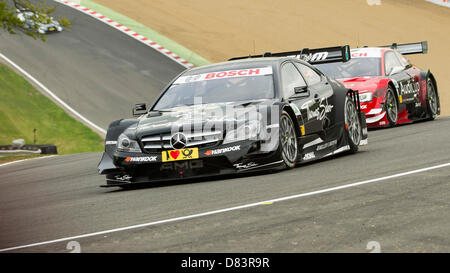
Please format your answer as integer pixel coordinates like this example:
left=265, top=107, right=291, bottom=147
left=315, top=41, right=440, bottom=128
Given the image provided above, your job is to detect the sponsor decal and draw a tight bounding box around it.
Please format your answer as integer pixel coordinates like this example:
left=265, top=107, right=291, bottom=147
left=106, top=141, right=117, bottom=145
left=399, top=80, right=420, bottom=97
left=124, top=156, right=157, bottom=163
left=361, top=104, right=367, bottom=109
left=301, top=97, right=334, bottom=121
left=398, top=95, right=403, bottom=103
left=316, top=140, right=338, bottom=151
left=174, top=67, right=273, bottom=84
left=114, top=174, right=132, bottom=181
left=316, top=103, right=334, bottom=120
left=204, top=145, right=240, bottom=156
left=300, top=125, right=306, bottom=136
left=415, top=102, right=422, bottom=108
left=350, top=49, right=382, bottom=58
left=292, top=52, right=329, bottom=63
left=234, top=162, right=258, bottom=170
left=379, top=121, right=386, bottom=125
left=160, top=160, right=204, bottom=171
left=162, top=148, right=199, bottom=162
left=303, top=152, right=315, bottom=160
left=352, top=52, right=368, bottom=58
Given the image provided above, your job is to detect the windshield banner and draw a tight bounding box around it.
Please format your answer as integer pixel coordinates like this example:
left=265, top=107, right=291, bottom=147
left=174, top=66, right=273, bottom=84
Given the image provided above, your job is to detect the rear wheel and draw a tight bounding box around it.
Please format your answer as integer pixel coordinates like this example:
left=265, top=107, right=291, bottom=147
left=279, top=111, right=298, bottom=168
left=426, top=78, right=437, bottom=121
left=344, top=95, right=361, bottom=153
left=385, top=86, right=398, bottom=127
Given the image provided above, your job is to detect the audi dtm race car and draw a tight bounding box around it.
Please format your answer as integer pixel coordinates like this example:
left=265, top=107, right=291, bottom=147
left=16, top=10, right=63, bottom=34
left=315, top=41, right=440, bottom=128
left=98, top=45, right=368, bottom=188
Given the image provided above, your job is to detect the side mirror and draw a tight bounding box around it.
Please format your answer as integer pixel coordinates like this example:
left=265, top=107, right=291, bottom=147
left=132, top=103, right=146, bottom=117
left=294, top=86, right=309, bottom=97
left=388, top=66, right=404, bottom=76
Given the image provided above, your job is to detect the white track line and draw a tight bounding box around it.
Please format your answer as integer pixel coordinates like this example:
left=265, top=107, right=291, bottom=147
left=54, top=0, right=194, bottom=69
left=1, top=161, right=449, bottom=252
left=0, top=155, right=58, bottom=168
left=0, top=53, right=106, bottom=135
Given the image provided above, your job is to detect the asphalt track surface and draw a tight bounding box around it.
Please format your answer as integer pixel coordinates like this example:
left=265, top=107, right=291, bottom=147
left=0, top=0, right=185, bottom=130
left=1, top=117, right=450, bottom=252
left=1, top=1, right=450, bottom=253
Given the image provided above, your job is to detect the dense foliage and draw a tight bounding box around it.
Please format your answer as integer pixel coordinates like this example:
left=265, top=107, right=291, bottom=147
left=0, top=0, right=70, bottom=41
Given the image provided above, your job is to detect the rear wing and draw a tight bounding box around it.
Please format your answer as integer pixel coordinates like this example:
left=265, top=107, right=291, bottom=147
left=228, top=45, right=351, bottom=64
left=380, top=41, right=428, bottom=55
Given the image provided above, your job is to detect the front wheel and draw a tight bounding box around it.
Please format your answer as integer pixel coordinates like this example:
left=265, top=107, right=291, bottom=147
left=344, top=95, right=361, bottom=153
left=279, top=110, right=298, bottom=168
left=385, top=86, right=398, bottom=127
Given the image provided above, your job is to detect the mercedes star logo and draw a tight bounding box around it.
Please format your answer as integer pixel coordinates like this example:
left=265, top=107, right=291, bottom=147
left=170, top=133, right=187, bottom=149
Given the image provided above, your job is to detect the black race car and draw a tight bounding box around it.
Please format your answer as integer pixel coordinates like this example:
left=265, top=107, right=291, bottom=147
left=98, top=45, right=368, bottom=188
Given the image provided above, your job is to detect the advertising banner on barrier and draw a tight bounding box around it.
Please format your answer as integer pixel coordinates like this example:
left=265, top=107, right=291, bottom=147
left=425, top=0, right=450, bottom=8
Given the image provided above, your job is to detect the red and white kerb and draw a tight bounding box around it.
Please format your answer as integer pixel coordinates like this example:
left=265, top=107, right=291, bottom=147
left=54, top=0, right=194, bottom=69
left=174, top=67, right=273, bottom=84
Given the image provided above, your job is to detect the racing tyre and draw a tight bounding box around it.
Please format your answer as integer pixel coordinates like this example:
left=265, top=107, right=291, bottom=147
left=279, top=110, right=298, bottom=168
left=426, top=78, right=438, bottom=121
left=385, top=86, right=398, bottom=127
left=344, top=95, right=361, bottom=153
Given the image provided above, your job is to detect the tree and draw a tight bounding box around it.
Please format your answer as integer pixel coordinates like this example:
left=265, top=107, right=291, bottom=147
left=0, top=0, right=71, bottom=41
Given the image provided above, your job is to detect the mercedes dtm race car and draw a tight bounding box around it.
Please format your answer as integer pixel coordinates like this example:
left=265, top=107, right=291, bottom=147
left=315, top=41, right=440, bottom=128
left=17, top=11, right=63, bottom=34
left=98, top=45, right=368, bottom=188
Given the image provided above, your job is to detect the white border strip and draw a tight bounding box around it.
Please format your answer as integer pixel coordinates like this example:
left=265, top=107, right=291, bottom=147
left=54, top=0, right=194, bottom=69
left=0, top=53, right=106, bottom=135
left=1, top=161, right=449, bottom=252
left=0, top=155, right=57, bottom=168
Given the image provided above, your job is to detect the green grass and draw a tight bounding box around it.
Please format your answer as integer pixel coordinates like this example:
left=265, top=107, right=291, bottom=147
left=0, top=63, right=104, bottom=154
left=0, top=155, right=46, bottom=165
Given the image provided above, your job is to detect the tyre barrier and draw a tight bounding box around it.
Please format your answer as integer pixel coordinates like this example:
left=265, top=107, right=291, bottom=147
left=0, top=145, right=57, bottom=155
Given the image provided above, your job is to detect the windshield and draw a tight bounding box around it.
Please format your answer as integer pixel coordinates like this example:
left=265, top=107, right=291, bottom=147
left=315, top=57, right=381, bottom=79
left=153, top=67, right=275, bottom=110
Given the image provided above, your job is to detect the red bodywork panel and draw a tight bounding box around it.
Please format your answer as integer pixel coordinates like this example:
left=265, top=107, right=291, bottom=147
left=337, top=48, right=429, bottom=128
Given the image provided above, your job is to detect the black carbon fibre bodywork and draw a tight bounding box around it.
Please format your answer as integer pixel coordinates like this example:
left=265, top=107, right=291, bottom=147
left=98, top=56, right=368, bottom=187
